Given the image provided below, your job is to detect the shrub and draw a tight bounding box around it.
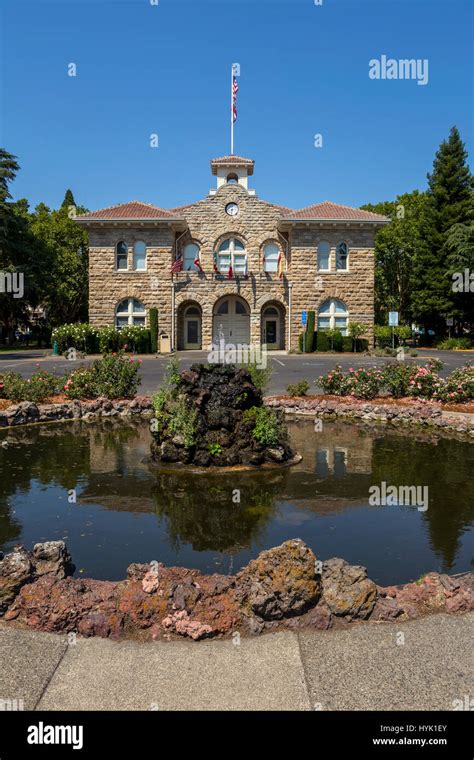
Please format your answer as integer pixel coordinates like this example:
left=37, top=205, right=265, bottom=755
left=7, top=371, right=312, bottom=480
left=238, top=359, right=272, bottom=393
left=51, top=323, right=99, bottom=354
left=433, top=364, right=474, bottom=403
left=63, top=368, right=97, bottom=400
left=0, top=370, right=63, bottom=403
left=119, top=325, right=151, bottom=354
left=243, top=406, right=284, bottom=446
left=405, top=365, right=440, bottom=399
left=342, top=336, right=353, bottom=352
left=304, top=310, right=315, bottom=353
left=149, top=308, right=159, bottom=353
left=348, top=321, right=368, bottom=352
left=64, top=352, right=141, bottom=400
left=316, top=332, right=329, bottom=352
left=167, top=396, right=199, bottom=448
left=208, top=442, right=222, bottom=456
left=381, top=363, right=413, bottom=398
left=286, top=379, right=310, bottom=397
left=436, top=337, right=472, bottom=350
left=317, top=365, right=347, bottom=395
left=374, top=325, right=411, bottom=349
left=344, top=367, right=383, bottom=399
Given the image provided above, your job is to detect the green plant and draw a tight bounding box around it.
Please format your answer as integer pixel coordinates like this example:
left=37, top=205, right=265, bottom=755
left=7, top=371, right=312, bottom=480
left=64, top=352, right=141, bottom=399
left=326, top=328, right=343, bottom=352
left=0, top=370, right=63, bottom=403
left=317, top=365, right=347, bottom=395
left=286, top=379, right=310, bottom=397
left=243, top=406, right=284, bottom=446
left=167, top=396, right=199, bottom=448
left=348, top=322, right=368, bottom=352
left=208, top=442, right=222, bottom=456
left=316, top=332, right=329, bottom=352
left=436, top=337, right=472, bottom=350
left=433, top=364, right=474, bottom=403
left=344, top=367, right=383, bottom=399
left=149, top=308, right=159, bottom=353
left=381, top=363, right=413, bottom=398
left=304, top=310, right=315, bottom=353
left=239, top=359, right=272, bottom=393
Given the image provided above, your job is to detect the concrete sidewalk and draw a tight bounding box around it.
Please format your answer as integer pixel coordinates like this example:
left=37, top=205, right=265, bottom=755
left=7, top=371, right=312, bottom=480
left=0, top=613, right=472, bottom=711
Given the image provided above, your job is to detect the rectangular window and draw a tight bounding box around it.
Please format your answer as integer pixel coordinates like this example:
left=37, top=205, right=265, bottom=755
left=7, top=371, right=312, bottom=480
left=218, top=253, right=231, bottom=273
left=318, top=317, right=330, bottom=330
left=117, top=253, right=128, bottom=270
left=233, top=254, right=246, bottom=274
left=116, top=317, right=128, bottom=329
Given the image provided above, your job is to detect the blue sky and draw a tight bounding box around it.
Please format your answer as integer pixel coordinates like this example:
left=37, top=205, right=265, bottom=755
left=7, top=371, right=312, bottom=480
left=1, top=0, right=472, bottom=212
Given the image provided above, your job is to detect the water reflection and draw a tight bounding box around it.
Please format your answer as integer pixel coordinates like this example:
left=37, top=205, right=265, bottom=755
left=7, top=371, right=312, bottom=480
left=0, top=419, right=472, bottom=584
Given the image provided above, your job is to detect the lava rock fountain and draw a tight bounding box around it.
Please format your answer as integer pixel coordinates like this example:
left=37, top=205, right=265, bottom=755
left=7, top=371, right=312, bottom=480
left=150, top=363, right=297, bottom=468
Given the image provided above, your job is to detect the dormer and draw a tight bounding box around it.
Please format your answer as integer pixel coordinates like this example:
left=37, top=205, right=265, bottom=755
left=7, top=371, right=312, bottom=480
left=209, top=155, right=255, bottom=196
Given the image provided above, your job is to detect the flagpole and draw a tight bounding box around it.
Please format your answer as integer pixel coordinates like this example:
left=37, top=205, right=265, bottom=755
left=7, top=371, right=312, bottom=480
left=230, top=65, right=234, bottom=155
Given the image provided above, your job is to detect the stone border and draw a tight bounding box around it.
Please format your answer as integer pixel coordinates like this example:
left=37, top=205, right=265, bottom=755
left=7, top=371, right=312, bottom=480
left=265, top=396, right=474, bottom=436
left=1, top=394, right=474, bottom=436
left=1, top=540, right=472, bottom=642
left=0, top=396, right=154, bottom=428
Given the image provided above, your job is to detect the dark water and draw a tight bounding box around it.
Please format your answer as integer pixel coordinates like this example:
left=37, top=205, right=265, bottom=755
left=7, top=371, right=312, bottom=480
left=0, top=419, right=472, bottom=585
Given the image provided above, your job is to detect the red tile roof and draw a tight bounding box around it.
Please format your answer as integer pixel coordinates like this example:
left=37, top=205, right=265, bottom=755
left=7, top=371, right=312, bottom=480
left=76, top=201, right=180, bottom=221
left=210, top=155, right=255, bottom=175
left=282, top=201, right=389, bottom=222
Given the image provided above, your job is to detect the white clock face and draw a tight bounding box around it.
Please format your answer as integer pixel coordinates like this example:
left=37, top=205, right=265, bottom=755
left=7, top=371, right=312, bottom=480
left=225, top=202, right=239, bottom=217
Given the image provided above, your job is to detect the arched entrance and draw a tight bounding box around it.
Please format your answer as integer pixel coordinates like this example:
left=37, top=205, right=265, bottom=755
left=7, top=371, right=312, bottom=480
left=213, top=295, right=250, bottom=344
left=261, top=302, right=286, bottom=350
left=178, top=302, right=202, bottom=349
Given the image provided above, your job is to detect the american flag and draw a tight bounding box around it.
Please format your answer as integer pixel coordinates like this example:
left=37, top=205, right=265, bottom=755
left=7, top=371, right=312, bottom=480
left=171, top=254, right=183, bottom=273
left=232, top=76, right=239, bottom=123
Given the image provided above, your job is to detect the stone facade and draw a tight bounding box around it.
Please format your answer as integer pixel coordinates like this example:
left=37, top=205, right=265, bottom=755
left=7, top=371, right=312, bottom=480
left=77, top=156, right=388, bottom=351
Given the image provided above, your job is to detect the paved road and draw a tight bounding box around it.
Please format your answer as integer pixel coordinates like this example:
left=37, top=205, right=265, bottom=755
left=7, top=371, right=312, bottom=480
left=0, top=612, right=472, bottom=711
left=0, top=349, right=472, bottom=396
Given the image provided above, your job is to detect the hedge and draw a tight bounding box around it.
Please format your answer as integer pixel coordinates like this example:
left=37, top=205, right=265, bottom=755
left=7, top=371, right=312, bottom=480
left=149, top=308, right=159, bottom=353
left=51, top=323, right=153, bottom=354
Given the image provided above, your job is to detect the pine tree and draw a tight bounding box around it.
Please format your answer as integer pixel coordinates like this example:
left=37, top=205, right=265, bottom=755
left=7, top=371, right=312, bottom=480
left=61, top=189, right=76, bottom=209
left=411, top=127, right=473, bottom=333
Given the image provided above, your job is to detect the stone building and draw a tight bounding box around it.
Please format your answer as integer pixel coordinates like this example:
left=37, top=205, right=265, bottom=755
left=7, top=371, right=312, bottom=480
left=76, top=155, right=388, bottom=351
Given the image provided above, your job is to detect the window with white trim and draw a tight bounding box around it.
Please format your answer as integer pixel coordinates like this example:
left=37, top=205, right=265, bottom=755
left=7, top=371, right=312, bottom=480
left=317, top=298, right=349, bottom=335
left=183, top=243, right=200, bottom=271
left=116, top=241, right=128, bottom=270
left=217, top=238, right=246, bottom=274
left=115, top=298, right=147, bottom=328
left=317, top=240, right=330, bottom=271
left=263, top=242, right=279, bottom=273
left=133, top=240, right=147, bottom=271
left=336, top=241, right=348, bottom=271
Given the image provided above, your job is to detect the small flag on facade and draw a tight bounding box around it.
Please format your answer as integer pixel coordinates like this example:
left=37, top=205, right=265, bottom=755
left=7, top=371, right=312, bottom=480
left=194, top=255, right=203, bottom=272
left=171, top=254, right=183, bottom=273
left=243, top=255, right=249, bottom=279
left=228, top=263, right=233, bottom=279
left=213, top=252, right=219, bottom=273
left=277, top=252, right=284, bottom=279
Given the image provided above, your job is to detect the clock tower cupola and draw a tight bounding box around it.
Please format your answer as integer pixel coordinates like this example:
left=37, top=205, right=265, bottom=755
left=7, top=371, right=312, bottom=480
left=209, top=155, right=255, bottom=196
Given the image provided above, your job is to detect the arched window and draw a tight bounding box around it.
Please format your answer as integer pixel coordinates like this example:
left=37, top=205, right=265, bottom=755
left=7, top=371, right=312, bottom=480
left=133, top=240, right=146, bottom=271
left=226, top=173, right=238, bottom=184
left=216, top=237, right=246, bottom=275
left=318, top=298, right=349, bottom=335
left=263, top=242, right=279, bottom=273
left=115, top=298, right=147, bottom=328
left=317, top=240, right=330, bottom=271
left=183, top=243, right=200, bottom=272
left=336, top=241, right=348, bottom=271
left=116, top=241, right=128, bottom=270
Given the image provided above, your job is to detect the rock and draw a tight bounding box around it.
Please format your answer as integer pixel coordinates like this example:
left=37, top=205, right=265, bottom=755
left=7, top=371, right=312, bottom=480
left=32, top=541, right=74, bottom=579
left=321, top=558, right=377, bottom=619
left=142, top=568, right=160, bottom=594
left=265, top=446, right=286, bottom=463
left=162, top=610, right=213, bottom=640
left=370, top=596, right=403, bottom=621
left=235, top=539, right=321, bottom=620
left=0, top=547, right=33, bottom=614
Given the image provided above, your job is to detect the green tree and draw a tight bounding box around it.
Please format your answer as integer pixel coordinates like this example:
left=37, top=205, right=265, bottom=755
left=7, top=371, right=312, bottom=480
left=30, top=193, right=89, bottom=326
left=362, top=190, right=427, bottom=325
left=411, top=126, right=473, bottom=332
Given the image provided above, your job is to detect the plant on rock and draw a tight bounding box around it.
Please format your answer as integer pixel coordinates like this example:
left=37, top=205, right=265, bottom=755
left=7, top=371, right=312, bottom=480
left=286, top=379, right=310, bottom=397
